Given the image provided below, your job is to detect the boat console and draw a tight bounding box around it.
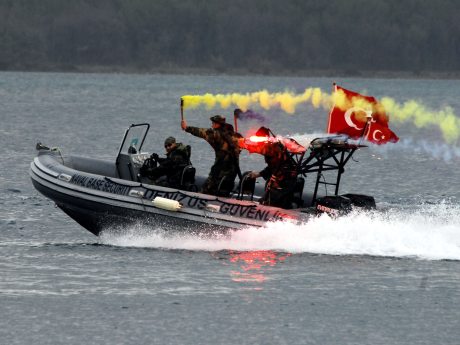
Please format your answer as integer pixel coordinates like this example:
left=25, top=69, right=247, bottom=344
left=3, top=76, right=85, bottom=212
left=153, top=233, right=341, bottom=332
left=115, top=123, right=151, bottom=182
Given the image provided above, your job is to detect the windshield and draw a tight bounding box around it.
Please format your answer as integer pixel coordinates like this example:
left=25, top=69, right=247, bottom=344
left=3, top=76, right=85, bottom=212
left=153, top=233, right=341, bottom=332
left=119, top=123, right=150, bottom=154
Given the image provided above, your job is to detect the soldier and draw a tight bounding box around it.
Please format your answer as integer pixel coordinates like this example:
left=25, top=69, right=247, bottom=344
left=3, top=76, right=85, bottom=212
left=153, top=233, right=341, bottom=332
left=242, top=127, right=298, bottom=209
left=141, top=136, right=191, bottom=188
left=181, top=115, right=241, bottom=196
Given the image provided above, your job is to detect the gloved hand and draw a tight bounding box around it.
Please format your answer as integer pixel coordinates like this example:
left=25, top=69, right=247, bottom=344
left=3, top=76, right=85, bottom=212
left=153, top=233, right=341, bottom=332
left=150, top=153, right=159, bottom=161
left=248, top=171, right=260, bottom=179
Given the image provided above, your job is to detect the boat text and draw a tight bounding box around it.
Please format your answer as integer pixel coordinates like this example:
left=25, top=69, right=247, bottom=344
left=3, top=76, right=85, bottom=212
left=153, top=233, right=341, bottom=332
left=69, top=174, right=130, bottom=196
left=145, top=190, right=208, bottom=209
left=145, top=189, right=293, bottom=221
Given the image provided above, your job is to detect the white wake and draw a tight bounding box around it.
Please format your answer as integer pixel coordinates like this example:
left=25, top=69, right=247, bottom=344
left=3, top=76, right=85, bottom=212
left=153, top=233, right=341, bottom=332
left=100, top=202, right=460, bottom=261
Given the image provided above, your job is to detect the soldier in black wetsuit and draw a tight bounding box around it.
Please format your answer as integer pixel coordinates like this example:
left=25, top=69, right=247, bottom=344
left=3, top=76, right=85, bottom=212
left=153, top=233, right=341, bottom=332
left=141, top=136, right=191, bottom=188
left=181, top=115, right=241, bottom=196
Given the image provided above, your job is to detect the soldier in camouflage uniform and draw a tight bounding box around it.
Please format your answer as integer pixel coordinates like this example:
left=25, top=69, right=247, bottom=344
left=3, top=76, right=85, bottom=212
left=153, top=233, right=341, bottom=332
left=141, top=136, right=191, bottom=188
left=181, top=115, right=240, bottom=196
left=242, top=127, right=298, bottom=209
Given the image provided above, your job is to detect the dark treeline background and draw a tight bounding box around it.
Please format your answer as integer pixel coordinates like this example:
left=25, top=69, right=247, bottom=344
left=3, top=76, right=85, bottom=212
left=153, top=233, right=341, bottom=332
left=1, top=0, right=459, bottom=75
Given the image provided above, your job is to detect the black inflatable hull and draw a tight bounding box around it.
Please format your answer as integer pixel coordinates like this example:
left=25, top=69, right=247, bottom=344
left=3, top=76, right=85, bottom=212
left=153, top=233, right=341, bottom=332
left=32, top=178, right=231, bottom=236
left=30, top=151, right=306, bottom=237
left=30, top=148, right=376, bottom=237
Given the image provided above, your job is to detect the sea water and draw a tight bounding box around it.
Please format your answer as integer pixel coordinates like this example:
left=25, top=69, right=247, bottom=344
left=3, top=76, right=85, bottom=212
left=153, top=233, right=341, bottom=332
left=1, top=71, right=460, bottom=344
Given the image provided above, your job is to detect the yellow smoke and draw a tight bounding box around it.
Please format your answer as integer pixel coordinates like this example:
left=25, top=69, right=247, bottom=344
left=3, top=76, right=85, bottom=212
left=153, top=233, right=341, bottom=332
left=380, top=98, right=460, bottom=143
left=182, top=88, right=332, bottom=114
left=182, top=89, right=460, bottom=143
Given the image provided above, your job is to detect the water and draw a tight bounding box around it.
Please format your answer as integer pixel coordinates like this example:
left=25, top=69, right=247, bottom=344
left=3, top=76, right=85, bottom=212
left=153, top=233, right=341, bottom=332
left=1, top=71, right=460, bottom=344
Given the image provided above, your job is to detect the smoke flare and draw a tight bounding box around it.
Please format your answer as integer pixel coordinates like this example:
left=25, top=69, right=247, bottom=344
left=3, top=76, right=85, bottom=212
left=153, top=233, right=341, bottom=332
left=237, top=109, right=268, bottom=124
left=182, top=89, right=460, bottom=144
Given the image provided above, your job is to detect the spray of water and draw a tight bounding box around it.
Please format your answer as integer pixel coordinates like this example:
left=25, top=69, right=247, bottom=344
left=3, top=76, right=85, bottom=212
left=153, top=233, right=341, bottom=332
left=100, top=202, right=460, bottom=261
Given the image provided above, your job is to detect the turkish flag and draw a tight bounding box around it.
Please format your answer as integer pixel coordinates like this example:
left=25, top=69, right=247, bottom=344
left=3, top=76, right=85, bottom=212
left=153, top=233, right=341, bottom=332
left=327, top=84, right=399, bottom=144
left=366, top=121, right=399, bottom=144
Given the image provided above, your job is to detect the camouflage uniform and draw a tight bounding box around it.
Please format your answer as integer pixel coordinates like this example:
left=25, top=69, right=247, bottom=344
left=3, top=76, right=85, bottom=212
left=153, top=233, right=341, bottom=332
left=185, top=125, right=240, bottom=196
left=149, top=143, right=190, bottom=188
left=245, top=140, right=297, bottom=208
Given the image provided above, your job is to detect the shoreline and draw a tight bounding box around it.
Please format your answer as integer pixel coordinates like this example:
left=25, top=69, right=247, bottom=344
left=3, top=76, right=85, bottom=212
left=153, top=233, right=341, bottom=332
left=2, top=64, right=460, bottom=80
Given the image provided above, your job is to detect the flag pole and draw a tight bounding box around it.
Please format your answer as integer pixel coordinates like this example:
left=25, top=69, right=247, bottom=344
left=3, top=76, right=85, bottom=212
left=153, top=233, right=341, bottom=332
left=326, top=82, right=337, bottom=134
left=358, top=111, right=373, bottom=145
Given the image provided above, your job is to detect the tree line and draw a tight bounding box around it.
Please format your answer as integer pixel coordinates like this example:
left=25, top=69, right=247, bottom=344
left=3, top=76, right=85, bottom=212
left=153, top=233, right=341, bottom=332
left=1, top=0, right=459, bottom=75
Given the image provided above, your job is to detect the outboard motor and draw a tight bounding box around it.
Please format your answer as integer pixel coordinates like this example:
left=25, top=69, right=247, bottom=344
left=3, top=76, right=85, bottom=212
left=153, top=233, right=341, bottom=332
left=315, top=195, right=353, bottom=217
left=342, top=193, right=376, bottom=210
left=315, top=194, right=375, bottom=216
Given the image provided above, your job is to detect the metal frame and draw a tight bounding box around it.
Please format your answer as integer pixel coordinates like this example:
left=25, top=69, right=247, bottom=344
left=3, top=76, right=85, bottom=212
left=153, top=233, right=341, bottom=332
left=115, top=123, right=363, bottom=208
left=296, top=137, right=365, bottom=206
left=117, top=123, right=150, bottom=157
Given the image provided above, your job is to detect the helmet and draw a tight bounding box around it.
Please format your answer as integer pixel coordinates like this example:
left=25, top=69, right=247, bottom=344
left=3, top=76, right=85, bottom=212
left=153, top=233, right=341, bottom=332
left=210, top=115, right=226, bottom=124
left=164, top=136, right=176, bottom=146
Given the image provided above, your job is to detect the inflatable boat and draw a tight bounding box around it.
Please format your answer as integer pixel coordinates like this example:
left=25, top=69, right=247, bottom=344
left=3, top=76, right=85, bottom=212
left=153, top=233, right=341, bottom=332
left=32, top=83, right=402, bottom=237
left=30, top=122, right=376, bottom=237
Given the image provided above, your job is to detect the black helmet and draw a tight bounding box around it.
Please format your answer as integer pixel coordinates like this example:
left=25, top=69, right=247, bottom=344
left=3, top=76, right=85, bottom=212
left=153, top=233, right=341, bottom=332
left=164, top=136, right=176, bottom=146
left=210, top=115, right=226, bottom=124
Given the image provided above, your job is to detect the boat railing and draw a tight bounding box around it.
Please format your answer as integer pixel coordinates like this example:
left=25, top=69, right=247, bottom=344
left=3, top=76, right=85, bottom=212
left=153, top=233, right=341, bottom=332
left=297, top=137, right=366, bottom=206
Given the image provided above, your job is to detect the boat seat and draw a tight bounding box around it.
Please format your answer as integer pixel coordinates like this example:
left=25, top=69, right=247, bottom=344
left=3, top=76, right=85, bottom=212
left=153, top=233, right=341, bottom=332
left=178, top=146, right=197, bottom=191
left=237, top=171, right=256, bottom=200
left=180, top=165, right=197, bottom=191
left=216, top=176, right=235, bottom=197
left=291, top=177, right=305, bottom=208
left=116, top=153, right=146, bottom=182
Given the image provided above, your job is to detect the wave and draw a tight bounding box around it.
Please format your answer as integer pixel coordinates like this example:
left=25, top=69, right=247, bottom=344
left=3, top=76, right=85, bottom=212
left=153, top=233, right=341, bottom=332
left=100, top=202, right=460, bottom=261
